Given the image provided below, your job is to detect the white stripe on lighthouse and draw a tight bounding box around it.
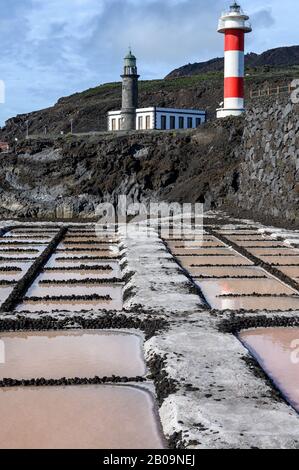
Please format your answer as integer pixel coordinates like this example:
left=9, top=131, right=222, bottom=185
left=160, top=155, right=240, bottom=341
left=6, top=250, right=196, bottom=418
left=224, top=51, right=244, bottom=78
left=224, top=97, right=244, bottom=109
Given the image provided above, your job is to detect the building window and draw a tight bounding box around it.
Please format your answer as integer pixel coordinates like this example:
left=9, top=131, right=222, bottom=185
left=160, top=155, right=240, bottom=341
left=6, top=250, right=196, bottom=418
left=196, top=118, right=201, bottom=128
left=112, top=119, right=116, bottom=131
left=138, top=116, right=143, bottom=130
left=161, top=115, right=167, bottom=130
left=179, top=117, right=184, bottom=129
left=118, top=118, right=122, bottom=130
left=187, top=117, right=193, bottom=129
left=146, top=115, right=151, bottom=130
left=170, top=116, right=176, bottom=129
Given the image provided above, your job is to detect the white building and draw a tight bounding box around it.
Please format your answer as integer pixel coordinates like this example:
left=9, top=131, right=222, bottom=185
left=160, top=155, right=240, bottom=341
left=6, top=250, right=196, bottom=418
left=108, top=107, right=206, bottom=132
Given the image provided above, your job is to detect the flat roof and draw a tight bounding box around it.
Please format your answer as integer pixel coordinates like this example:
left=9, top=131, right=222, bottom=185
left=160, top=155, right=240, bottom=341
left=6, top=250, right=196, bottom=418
left=155, top=107, right=206, bottom=114
left=108, top=107, right=206, bottom=115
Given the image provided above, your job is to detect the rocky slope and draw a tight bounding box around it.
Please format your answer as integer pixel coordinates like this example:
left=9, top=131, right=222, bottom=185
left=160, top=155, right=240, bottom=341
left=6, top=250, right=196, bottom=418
left=226, top=97, right=299, bottom=226
left=0, top=120, right=242, bottom=220
left=0, top=66, right=296, bottom=139
left=166, top=46, right=299, bottom=78
left=0, top=76, right=223, bottom=139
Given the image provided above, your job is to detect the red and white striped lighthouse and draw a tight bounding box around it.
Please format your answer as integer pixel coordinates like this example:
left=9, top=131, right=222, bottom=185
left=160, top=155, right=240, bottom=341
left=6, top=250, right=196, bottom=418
left=217, top=2, right=252, bottom=118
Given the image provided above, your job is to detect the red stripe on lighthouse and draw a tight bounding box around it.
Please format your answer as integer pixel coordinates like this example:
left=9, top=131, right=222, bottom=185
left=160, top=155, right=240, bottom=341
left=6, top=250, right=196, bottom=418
left=224, top=29, right=244, bottom=51
left=224, top=77, right=244, bottom=98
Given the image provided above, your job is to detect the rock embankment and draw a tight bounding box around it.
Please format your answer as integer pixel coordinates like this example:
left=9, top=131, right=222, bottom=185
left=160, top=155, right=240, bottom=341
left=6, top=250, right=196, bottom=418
left=0, top=120, right=242, bottom=220
left=226, top=97, right=299, bottom=226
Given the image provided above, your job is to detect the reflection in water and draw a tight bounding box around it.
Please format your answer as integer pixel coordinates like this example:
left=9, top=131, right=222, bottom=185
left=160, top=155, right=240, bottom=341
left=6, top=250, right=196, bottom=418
left=0, top=384, right=164, bottom=449
left=196, top=279, right=299, bottom=310
left=240, top=328, right=299, bottom=412
left=0, top=330, right=145, bottom=379
left=200, top=278, right=294, bottom=295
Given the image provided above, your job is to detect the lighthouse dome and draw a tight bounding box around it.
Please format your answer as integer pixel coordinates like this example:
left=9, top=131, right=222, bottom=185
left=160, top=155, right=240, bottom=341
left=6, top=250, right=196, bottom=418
left=124, top=49, right=136, bottom=67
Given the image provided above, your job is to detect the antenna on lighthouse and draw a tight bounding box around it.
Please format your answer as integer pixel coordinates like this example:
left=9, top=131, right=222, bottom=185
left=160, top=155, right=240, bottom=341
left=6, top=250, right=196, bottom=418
left=230, top=1, right=241, bottom=11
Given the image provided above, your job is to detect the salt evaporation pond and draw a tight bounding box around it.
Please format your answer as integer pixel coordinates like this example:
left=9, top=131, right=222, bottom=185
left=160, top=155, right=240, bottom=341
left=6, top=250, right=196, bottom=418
left=0, top=330, right=145, bottom=379
left=240, top=328, right=299, bottom=413
left=0, top=384, right=164, bottom=448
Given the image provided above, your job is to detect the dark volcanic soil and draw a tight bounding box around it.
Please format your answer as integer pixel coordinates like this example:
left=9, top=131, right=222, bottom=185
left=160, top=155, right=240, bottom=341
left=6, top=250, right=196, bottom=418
left=0, top=119, right=243, bottom=220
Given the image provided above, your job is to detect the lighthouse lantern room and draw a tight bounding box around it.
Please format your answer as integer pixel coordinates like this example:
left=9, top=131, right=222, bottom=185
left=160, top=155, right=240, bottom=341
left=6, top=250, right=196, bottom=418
left=217, top=2, right=252, bottom=119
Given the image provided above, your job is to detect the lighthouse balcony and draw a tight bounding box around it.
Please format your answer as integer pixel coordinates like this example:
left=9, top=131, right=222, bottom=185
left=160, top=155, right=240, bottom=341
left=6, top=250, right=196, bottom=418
left=218, top=17, right=252, bottom=33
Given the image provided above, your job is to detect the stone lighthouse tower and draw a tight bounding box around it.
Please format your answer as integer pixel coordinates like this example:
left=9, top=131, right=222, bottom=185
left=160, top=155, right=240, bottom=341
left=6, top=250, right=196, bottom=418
left=217, top=2, right=252, bottom=118
left=121, top=49, right=140, bottom=131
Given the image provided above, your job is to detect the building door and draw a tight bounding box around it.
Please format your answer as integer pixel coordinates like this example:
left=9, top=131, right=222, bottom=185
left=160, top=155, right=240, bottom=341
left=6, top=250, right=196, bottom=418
left=161, top=115, right=167, bottom=130
left=146, top=115, right=151, bottom=130
left=196, top=118, right=201, bottom=127
left=112, top=119, right=116, bottom=131
left=170, top=116, right=175, bottom=129
left=187, top=117, right=193, bottom=129
left=118, top=118, right=122, bottom=130
left=179, top=117, right=184, bottom=129
left=138, top=116, right=143, bottom=130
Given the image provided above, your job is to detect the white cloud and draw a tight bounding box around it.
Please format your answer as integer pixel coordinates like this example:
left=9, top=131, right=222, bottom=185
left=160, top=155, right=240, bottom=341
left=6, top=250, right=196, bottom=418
left=25, top=0, right=105, bottom=42
left=0, top=0, right=297, bottom=126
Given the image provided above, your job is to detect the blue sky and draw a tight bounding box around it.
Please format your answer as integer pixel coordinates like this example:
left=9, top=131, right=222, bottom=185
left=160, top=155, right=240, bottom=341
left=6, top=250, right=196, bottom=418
left=0, top=0, right=297, bottom=125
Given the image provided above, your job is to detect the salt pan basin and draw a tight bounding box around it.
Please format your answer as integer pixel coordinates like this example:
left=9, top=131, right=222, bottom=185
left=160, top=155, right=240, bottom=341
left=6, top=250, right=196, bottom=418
left=25, top=282, right=122, bottom=299
left=41, top=264, right=121, bottom=280
left=15, top=296, right=122, bottom=312
left=0, top=385, right=164, bottom=449
left=196, top=278, right=299, bottom=310
left=232, top=240, right=286, bottom=248
left=226, top=235, right=273, bottom=241
left=189, top=266, right=267, bottom=278
left=204, top=296, right=299, bottom=311
left=260, top=256, right=299, bottom=265
left=167, top=240, right=225, bottom=248
left=0, top=330, right=145, bottom=380
left=240, top=328, right=299, bottom=413
left=179, top=255, right=253, bottom=266
left=45, top=255, right=118, bottom=268
left=249, top=248, right=298, bottom=256
left=197, top=278, right=295, bottom=296
left=0, top=285, right=16, bottom=303
left=172, top=248, right=232, bottom=256
left=278, top=266, right=299, bottom=278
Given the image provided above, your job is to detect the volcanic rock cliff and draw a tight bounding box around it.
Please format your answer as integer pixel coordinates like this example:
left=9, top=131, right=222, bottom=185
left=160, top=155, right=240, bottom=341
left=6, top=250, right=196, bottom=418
left=0, top=119, right=242, bottom=220
left=0, top=94, right=298, bottom=227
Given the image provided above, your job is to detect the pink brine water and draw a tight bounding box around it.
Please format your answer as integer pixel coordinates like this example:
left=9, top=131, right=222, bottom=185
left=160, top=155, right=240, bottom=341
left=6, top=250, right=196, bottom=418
left=240, top=328, right=299, bottom=412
